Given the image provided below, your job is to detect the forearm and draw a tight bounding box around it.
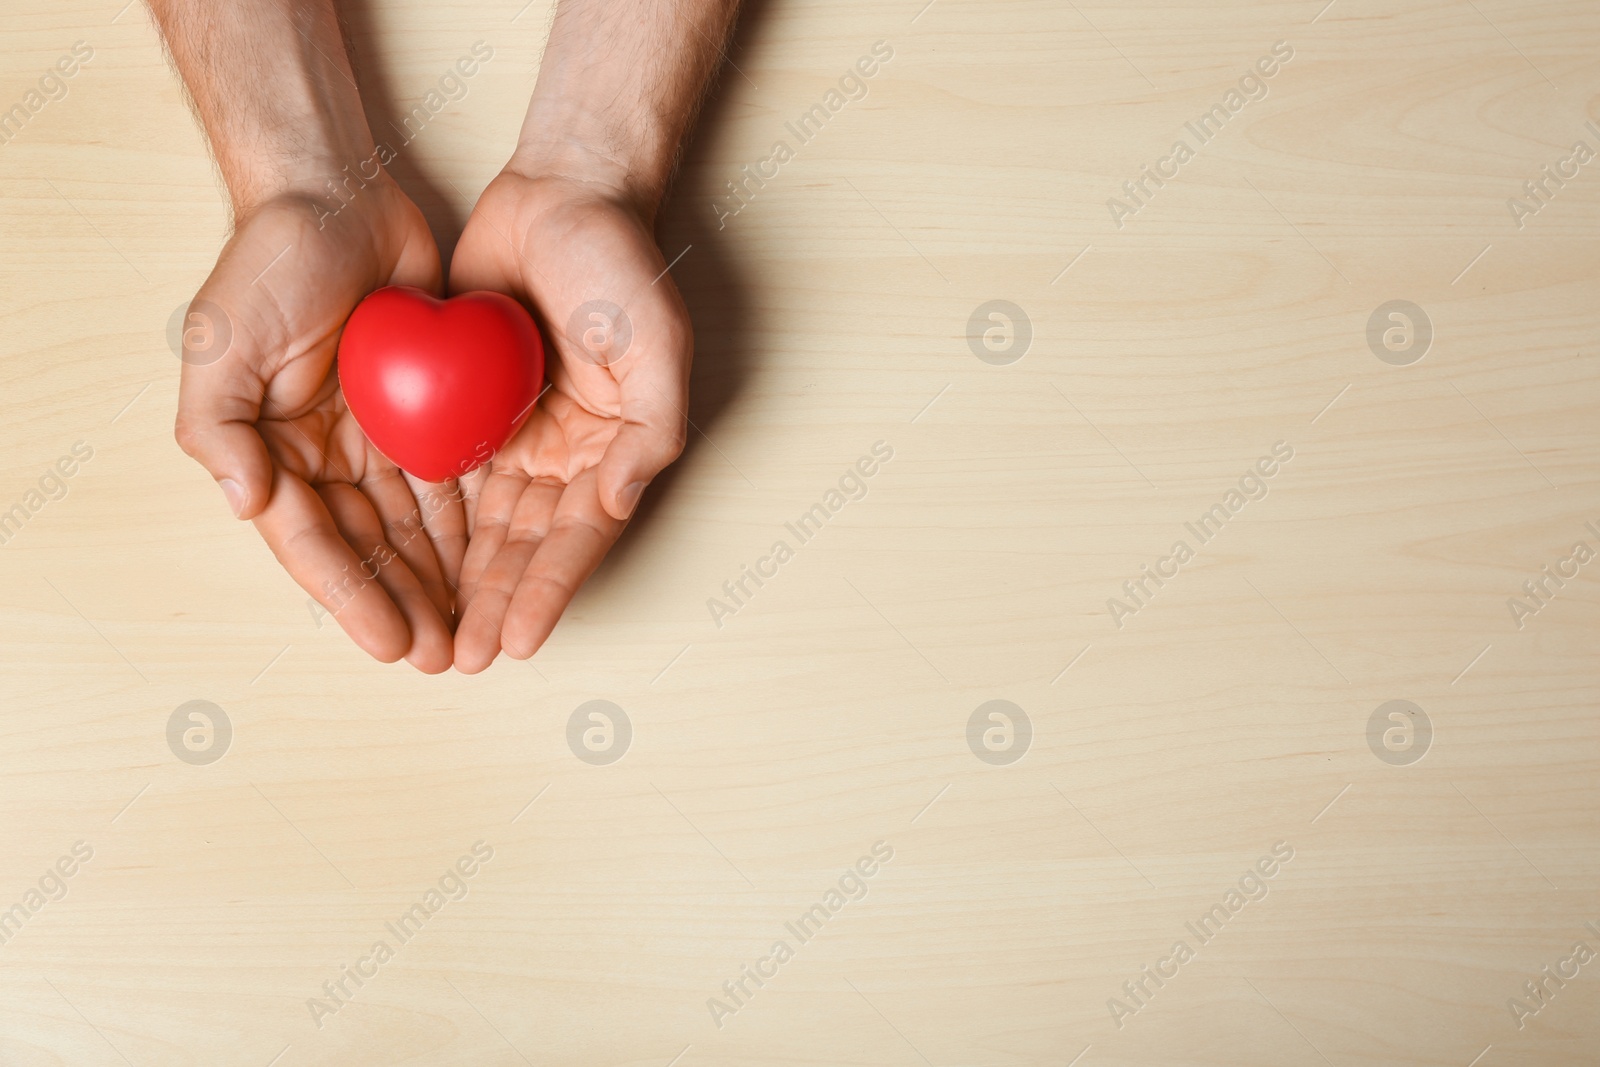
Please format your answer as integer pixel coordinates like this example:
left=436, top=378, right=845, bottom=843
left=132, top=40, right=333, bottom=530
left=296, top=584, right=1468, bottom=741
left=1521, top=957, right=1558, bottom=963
left=510, top=0, right=744, bottom=216
left=147, top=0, right=374, bottom=214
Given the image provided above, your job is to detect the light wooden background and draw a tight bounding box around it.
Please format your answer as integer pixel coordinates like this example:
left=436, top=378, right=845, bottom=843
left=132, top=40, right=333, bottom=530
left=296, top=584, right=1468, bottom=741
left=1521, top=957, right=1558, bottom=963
left=2, top=0, right=1598, bottom=1064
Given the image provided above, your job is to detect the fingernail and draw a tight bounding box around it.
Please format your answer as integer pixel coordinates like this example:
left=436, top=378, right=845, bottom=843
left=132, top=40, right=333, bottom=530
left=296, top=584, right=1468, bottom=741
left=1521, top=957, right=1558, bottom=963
left=218, top=478, right=246, bottom=517
left=618, top=481, right=645, bottom=517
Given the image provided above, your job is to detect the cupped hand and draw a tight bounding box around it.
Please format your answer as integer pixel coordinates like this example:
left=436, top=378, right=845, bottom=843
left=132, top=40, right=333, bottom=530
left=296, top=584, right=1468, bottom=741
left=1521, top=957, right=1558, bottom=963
left=447, top=171, right=691, bottom=672
left=174, top=179, right=465, bottom=673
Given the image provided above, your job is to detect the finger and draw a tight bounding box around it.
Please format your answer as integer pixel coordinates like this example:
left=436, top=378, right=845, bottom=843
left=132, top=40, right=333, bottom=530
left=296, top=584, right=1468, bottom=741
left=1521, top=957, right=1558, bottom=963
left=457, top=464, right=493, bottom=540
left=445, top=201, right=527, bottom=300
left=360, top=466, right=455, bottom=628
left=320, top=484, right=454, bottom=675
left=385, top=197, right=445, bottom=295
left=402, top=472, right=469, bottom=611
left=596, top=336, right=690, bottom=521
left=251, top=467, right=412, bottom=663
left=458, top=468, right=531, bottom=610
left=174, top=303, right=274, bottom=520
left=501, top=469, right=625, bottom=659
left=455, top=477, right=563, bottom=674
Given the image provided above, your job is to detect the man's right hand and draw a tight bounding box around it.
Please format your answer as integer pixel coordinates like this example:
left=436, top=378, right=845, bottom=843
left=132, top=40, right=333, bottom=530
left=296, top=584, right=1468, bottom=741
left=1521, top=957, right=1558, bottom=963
left=175, top=179, right=464, bottom=673
left=149, top=0, right=465, bottom=671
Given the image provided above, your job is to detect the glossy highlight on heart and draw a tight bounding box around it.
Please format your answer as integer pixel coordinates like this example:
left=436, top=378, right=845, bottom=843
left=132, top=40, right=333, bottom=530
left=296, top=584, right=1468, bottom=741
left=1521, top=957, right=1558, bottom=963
left=337, top=285, right=544, bottom=482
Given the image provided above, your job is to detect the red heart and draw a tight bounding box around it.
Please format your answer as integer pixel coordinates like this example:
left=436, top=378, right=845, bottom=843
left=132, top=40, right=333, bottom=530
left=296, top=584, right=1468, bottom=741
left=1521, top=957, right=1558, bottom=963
left=337, top=286, right=544, bottom=482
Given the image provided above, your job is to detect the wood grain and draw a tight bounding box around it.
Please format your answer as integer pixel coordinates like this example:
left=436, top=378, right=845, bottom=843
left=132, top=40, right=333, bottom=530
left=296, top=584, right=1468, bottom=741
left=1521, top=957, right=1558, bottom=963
left=1, top=0, right=1598, bottom=1064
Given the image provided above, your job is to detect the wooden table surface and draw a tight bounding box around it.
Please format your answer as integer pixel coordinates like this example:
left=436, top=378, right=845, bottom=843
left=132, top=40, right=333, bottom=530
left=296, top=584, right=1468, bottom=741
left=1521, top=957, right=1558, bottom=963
left=3, top=0, right=1598, bottom=1064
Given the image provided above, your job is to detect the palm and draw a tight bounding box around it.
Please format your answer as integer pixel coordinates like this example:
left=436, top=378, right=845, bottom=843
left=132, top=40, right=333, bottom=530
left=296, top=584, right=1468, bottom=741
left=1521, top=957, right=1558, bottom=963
left=177, top=186, right=463, bottom=672
left=448, top=171, right=691, bottom=671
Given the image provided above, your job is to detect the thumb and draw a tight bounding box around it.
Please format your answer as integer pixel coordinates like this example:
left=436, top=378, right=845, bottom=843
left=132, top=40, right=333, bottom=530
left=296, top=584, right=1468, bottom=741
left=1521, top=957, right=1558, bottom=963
left=597, top=421, right=683, bottom=521
left=173, top=306, right=273, bottom=520
left=597, top=368, right=689, bottom=522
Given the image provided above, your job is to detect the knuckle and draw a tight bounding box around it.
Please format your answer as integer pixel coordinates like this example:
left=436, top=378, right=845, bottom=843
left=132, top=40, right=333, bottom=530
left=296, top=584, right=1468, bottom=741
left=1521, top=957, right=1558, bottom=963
left=664, top=422, right=688, bottom=462
left=172, top=414, right=204, bottom=458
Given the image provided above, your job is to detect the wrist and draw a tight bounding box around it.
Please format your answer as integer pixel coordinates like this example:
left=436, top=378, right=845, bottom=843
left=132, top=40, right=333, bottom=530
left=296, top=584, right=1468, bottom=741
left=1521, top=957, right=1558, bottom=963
left=505, top=147, right=664, bottom=228
left=149, top=0, right=379, bottom=218
left=507, top=92, right=676, bottom=222
left=226, top=128, right=382, bottom=220
left=507, top=144, right=642, bottom=209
